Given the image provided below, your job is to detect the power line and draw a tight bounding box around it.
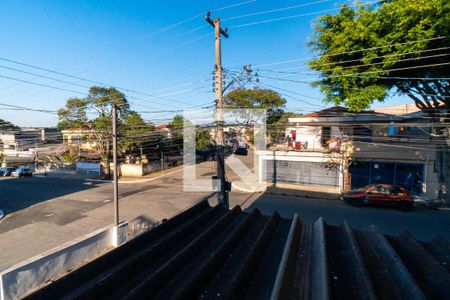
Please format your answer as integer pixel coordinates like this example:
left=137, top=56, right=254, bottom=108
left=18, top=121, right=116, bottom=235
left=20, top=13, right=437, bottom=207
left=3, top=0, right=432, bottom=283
left=0, top=74, right=85, bottom=95
left=164, top=32, right=213, bottom=52
left=327, top=75, right=450, bottom=81
left=0, top=103, right=57, bottom=114
left=0, top=69, right=216, bottom=112
left=0, top=64, right=93, bottom=90
left=253, top=81, right=325, bottom=108
left=0, top=57, right=204, bottom=107
left=257, top=50, right=450, bottom=76
left=229, top=0, right=381, bottom=28
left=239, top=36, right=449, bottom=68
left=258, top=72, right=450, bottom=99
left=301, top=46, right=450, bottom=70
left=41, top=0, right=257, bottom=95
left=223, top=0, right=329, bottom=21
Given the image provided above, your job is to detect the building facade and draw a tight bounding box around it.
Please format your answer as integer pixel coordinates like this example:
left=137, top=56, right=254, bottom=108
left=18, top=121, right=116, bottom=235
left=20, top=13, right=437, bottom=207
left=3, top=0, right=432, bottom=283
left=261, top=106, right=440, bottom=199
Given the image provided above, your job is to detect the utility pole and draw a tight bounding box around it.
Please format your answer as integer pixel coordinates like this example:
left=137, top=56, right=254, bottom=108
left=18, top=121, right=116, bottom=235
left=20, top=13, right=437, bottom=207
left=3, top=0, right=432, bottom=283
left=112, top=104, right=119, bottom=226
left=205, top=11, right=230, bottom=207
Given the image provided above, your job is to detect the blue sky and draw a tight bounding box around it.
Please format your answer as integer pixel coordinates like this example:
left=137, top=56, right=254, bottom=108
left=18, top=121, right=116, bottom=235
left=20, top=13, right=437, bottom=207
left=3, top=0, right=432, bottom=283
left=0, top=0, right=409, bottom=127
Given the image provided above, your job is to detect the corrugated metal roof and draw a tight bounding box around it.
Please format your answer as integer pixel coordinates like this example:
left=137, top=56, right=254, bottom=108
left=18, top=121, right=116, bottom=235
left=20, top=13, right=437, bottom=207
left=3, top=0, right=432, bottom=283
left=25, top=201, right=450, bottom=300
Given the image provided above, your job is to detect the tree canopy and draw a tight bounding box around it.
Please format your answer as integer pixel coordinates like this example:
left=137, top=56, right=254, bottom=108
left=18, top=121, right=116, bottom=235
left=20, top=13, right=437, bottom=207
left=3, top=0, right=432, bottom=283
left=308, top=0, right=450, bottom=111
left=58, top=86, right=153, bottom=175
left=267, top=111, right=297, bottom=142
left=224, top=87, right=286, bottom=124
left=0, top=118, right=19, bottom=131
left=167, top=114, right=212, bottom=152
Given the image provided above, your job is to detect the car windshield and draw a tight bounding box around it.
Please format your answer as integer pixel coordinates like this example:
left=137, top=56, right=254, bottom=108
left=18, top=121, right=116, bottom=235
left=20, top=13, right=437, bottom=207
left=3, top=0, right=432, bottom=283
left=354, top=185, right=373, bottom=192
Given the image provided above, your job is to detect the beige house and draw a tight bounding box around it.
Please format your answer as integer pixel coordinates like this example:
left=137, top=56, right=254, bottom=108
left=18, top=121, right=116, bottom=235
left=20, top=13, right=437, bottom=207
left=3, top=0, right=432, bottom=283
left=61, top=129, right=98, bottom=151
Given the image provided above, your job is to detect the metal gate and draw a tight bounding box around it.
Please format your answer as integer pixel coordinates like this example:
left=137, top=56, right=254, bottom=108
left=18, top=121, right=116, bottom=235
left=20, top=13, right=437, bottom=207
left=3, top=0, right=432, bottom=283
left=349, top=161, right=424, bottom=195
left=265, top=160, right=340, bottom=187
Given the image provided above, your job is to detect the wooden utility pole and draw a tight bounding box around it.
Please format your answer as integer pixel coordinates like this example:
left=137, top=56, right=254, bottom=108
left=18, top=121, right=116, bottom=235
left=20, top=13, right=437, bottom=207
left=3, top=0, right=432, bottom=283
left=205, top=12, right=229, bottom=207
left=112, top=104, right=119, bottom=226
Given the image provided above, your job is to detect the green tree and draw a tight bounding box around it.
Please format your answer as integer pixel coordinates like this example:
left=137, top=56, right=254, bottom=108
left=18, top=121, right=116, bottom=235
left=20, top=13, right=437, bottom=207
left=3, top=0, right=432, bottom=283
left=58, top=86, right=153, bottom=177
left=195, top=127, right=212, bottom=152
left=267, top=111, right=296, bottom=143
left=168, top=114, right=185, bottom=153
left=224, top=87, right=287, bottom=124
left=0, top=118, right=19, bottom=131
left=119, top=111, right=155, bottom=156
left=308, top=0, right=450, bottom=111
left=167, top=114, right=211, bottom=153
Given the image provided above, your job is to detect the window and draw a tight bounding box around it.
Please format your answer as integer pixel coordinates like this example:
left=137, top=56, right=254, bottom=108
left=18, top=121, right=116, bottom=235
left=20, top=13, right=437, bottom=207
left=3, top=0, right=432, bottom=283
left=321, top=127, right=331, bottom=146
left=371, top=186, right=389, bottom=194
left=389, top=187, right=400, bottom=195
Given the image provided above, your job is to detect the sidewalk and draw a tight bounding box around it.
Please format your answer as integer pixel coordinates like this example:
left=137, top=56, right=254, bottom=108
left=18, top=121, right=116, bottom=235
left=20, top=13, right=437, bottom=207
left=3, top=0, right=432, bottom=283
left=232, top=181, right=341, bottom=200
left=84, top=165, right=186, bottom=184
left=0, top=182, right=208, bottom=271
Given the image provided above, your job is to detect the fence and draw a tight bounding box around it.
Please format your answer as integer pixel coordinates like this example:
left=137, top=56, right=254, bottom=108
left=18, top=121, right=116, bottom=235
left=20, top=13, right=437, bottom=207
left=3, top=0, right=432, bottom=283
left=257, top=150, right=343, bottom=190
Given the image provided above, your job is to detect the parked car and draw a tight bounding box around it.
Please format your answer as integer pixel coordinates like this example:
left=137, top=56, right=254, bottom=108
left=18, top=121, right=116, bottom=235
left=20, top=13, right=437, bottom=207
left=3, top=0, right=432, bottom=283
left=11, top=167, right=33, bottom=178
left=228, top=139, right=248, bottom=156
left=0, top=167, right=17, bottom=177
left=342, top=184, right=414, bottom=211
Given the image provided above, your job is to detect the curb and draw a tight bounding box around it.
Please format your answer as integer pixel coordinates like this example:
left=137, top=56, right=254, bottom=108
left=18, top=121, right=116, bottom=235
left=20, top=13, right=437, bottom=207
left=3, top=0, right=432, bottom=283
left=231, top=181, right=265, bottom=193
left=436, top=207, right=450, bottom=211
left=84, top=168, right=182, bottom=184
left=265, top=189, right=341, bottom=200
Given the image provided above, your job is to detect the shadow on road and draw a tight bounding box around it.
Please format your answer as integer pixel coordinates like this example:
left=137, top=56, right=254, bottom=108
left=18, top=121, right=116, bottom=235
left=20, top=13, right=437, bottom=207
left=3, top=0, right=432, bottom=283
left=0, top=177, right=101, bottom=215
left=241, top=188, right=450, bottom=242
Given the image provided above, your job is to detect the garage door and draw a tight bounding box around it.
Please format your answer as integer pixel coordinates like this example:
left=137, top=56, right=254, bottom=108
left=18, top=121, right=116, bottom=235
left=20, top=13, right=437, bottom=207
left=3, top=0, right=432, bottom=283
left=265, top=160, right=340, bottom=187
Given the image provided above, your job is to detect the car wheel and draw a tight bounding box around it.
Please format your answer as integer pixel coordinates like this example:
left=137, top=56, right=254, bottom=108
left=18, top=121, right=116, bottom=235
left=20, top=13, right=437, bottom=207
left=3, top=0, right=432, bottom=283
left=398, top=201, right=412, bottom=212
left=351, top=198, right=363, bottom=207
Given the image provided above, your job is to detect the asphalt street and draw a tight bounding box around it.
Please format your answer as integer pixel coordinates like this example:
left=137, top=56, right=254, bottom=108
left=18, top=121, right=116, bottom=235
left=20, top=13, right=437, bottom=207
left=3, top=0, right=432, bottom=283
left=243, top=193, right=450, bottom=242
left=0, top=157, right=449, bottom=271
left=0, top=165, right=222, bottom=270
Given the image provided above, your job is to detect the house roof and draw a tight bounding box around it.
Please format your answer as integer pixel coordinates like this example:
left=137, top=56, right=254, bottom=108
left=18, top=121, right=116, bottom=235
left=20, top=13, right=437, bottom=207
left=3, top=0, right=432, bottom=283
left=154, top=124, right=170, bottom=131
left=294, top=106, right=384, bottom=119
left=26, top=201, right=450, bottom=300
left=289, top=106, right=402, bottom=124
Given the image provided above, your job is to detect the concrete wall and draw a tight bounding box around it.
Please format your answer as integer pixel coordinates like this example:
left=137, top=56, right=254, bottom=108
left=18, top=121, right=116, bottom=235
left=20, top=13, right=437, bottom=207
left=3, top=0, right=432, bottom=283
left=286, top=126, right=323, bottom=150
left=120, top=163, right=144, bottom=177
left=423, top=161, right=440, bottom=200
left=257, top=148, right=440, bottom=198
left=286, top=126, right=343, bottom=151
left=257, top=150, right=343, bottom=191
left=0, top=223, right=127, bottom=300
left=353, top=141, right=436, bottom=162
left=119, top=163, right=161, bottom=177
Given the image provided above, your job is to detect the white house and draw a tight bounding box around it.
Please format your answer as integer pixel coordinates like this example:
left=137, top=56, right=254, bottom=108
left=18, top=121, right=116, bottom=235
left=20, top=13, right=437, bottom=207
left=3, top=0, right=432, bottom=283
left=260, top=105, right=440, bottom=199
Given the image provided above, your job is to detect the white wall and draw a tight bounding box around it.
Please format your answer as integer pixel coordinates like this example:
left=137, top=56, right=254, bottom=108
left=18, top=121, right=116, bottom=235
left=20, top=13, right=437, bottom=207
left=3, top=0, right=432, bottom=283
left=286, top=126, right=323, bottom=150
left=0, top=223, right=127, bottom=300
left=257, top=150, right=343, bottom=190
left=286, top=126, right=343, bottom=151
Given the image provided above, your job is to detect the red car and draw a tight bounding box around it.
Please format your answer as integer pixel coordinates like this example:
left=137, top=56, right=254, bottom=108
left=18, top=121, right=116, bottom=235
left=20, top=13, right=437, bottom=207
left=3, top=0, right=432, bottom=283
left=342, top=184, right=414, bottom=211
